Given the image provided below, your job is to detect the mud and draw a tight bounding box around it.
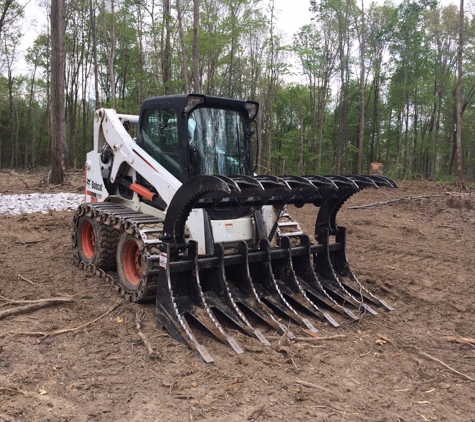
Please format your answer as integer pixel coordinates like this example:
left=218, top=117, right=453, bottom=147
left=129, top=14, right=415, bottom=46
left=0, top=170, right=474, bottom=421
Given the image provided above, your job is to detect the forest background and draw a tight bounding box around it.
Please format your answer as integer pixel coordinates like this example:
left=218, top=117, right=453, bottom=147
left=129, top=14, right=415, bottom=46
left=0, top=0, right=474, bottom=182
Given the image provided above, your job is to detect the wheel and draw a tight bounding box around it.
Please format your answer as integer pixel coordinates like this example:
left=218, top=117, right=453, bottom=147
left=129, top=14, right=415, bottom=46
left=75, top=214, right=119, bottom=270
left=117, top=232, right=145, bottom=292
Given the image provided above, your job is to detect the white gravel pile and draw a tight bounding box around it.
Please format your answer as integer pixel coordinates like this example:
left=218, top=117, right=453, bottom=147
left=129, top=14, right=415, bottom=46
left=0, top=193, right=84, bottom=216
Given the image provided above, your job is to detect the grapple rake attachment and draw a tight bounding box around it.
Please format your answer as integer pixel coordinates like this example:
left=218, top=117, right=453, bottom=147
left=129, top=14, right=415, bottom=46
left=156, top=174, right=398, bottom=362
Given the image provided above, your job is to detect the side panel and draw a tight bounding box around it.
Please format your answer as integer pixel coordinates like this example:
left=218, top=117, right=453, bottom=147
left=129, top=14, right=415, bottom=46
left=210, top=218, right=254, bottom=244
left=85, top=151, right=109, bottom=203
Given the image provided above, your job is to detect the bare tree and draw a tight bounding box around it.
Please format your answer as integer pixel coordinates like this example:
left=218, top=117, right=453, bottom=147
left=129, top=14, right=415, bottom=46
left=455, top=0, right=464, bottom=188
left=100, top=0, right=116, bottom=108
left=193, top=0, right=201, bottom=93
left=0, top=0, right=15, bottom=36
left=161, top=0, right=172, bottom=94
left=50, top=0, right=67, bottom=184
left=265, top=0, right=278, bottom=174
left=142, top=0, right=162, bottom=94
left=90, top=0, right=100, bottom=110
left=354, top=0, right=365, bottom=174
left=299, top=112, right=304, bottom=174
left=176, top=0, right=189, bottom=94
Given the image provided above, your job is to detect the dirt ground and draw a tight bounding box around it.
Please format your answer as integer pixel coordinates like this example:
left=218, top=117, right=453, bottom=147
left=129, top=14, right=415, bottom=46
left=0, top=169, right=474, bottom=422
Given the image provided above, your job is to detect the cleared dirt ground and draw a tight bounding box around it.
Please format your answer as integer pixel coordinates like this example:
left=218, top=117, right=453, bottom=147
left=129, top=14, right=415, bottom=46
left=0, top=170, right=474, bottom=422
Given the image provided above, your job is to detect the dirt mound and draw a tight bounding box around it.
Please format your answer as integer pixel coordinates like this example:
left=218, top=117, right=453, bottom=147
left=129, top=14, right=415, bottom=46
left=1, top=173, right=474, bottom=421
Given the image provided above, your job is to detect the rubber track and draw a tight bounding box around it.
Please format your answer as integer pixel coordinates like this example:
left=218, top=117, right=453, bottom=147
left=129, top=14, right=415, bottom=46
left=97, top=224, right=121, bottom=270
left=72, top=202, right=164, bottom=303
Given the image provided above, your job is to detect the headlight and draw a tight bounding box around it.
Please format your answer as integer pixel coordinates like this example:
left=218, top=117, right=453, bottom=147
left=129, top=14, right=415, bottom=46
left=244, top=102, right=258, bottom=120
left=185, top=95, right=205, bottom=113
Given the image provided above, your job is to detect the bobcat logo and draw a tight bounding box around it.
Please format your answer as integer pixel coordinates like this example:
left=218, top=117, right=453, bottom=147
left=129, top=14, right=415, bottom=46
left=86, top=178, right=102, bottom=191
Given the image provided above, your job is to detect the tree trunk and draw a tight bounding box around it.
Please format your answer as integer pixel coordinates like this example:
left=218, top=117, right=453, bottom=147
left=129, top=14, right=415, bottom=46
left=176, top=0, right=189, bottom=94
left=455, top=0, right=464, bottom=188
left=193, top=0, right=201, bottom=93
left=356, top=0, right=365, bottom=174
left=300, top=112, right=304, bottom=174
left=8, top=62, right=15, bottom=168
left=317, top=83, right=328, bottom=172
left=101, top=0, right=116, bottom=108
left=0, top=0, right=14, bottom=35
left=266, top=0, right=277, bottom=174
left=228, top=1, right=236, bottom=97
left=50, top=0, right=67, bottom=184
left=90, top=0, right=100, bottom=110
left=386, top=108, right=392, bottom=167
left=162, top=0, right=172, bottom=95
left=430, top=82, right=439, bottom=180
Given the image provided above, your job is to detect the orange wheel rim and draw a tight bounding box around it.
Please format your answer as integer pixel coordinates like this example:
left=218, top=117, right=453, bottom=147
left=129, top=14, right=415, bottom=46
left=123, top=240, right=142, bottom=286
left=81, top=221, right=95, bottom=259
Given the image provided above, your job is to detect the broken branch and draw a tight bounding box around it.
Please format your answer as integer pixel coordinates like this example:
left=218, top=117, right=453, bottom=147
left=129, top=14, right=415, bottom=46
left=377, top=334, right=393, bottom=344
left=18, top=275, right=35, bottom=285
left=418, top=350, right=474, bottom=382
left=301, top=330, right=346, bottom=340
left=404, top=346, right=474, bottom=382
left=15, top=239, right=47, bottom=246
left=0, top=386, right=26, bottom=395
left=0, top=298, right=72, bottom=320
left=1, top=299, right=121, bottom=337
left=295, top=379, right=337, bottom=395
left=348, top=194, right=444, bottom=209
left=0, top=296, right=72, bottom=305
left=447, top=336, right=475, bottom=345
left=135, top=310, right=159, bottom=359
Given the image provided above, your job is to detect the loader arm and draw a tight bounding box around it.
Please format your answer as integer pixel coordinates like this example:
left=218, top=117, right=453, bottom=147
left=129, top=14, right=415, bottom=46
left=90, top=108, right=181, bottom=206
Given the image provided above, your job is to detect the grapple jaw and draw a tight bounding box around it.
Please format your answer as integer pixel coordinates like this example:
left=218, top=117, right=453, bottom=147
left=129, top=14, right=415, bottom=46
left=156, top=174, right=397, bottom=362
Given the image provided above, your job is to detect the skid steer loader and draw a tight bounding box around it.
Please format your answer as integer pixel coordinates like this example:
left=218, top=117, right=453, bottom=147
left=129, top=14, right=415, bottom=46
left=72, top=94, right=397, bottom=362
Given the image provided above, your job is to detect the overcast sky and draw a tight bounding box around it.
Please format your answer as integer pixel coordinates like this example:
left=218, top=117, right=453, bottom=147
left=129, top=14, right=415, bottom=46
left=16, top=0, right=313, bottom=78
left=16, top=0, right=463, bottom=81
left=273, top=0, right=313, bottom=41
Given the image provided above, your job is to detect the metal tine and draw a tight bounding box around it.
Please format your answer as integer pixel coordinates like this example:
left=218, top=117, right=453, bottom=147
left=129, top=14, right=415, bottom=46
left=325, top=173, right=392, bottom=238
left=253, top=175, right=293, bottom=204
left=331, top=227, right=395, bottom=311
left=157, top=302, right=215, bottom=364
left=314, top=183, right=378, bottom=315
left=364, top=175, right=399, bottom=188
left=199, top=243, right=271, bottom=345
left=322, top=176, right=395, bottom=311
left=292, top=235, right=359, bottom=321
left=224, top=241, right=296, bottom=339
left=186, top=241, right=244, bottom=354
left=314, top=226, right=378, bottom=316
left=273, top=236, right=340, bottom=327
left=155, top=243, right=215, bottom=363
left=278, top=175, right=321, bottom=206
left=213, top=175, right=242, bottom=192
left=347, top=175, right=380, bottom=189
left=158, top=240, right=243, bottom=355
left=325, top=176, right=379, bottom=234
left=324, top=175, right=360, bottom=190
left=327, top=175, right=397, bottom=235
left=228, top=175, right=265, bottom=197
left=248, top=238, right=319, bottom=333
left=303, top=175, right=339, bottom=191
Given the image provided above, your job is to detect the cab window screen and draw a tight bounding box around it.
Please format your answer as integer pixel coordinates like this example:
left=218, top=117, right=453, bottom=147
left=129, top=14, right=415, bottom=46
left=189, top=108, right=249, bottom=177
left=141, top=108, right=181, bottom=179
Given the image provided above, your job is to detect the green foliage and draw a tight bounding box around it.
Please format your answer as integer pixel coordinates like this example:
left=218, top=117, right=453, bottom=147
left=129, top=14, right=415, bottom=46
left=0, top=0, right=475, bottom=182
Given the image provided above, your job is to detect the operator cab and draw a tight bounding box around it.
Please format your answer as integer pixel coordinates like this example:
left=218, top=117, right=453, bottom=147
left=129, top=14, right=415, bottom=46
left=136, top=94, right=258, bottom=183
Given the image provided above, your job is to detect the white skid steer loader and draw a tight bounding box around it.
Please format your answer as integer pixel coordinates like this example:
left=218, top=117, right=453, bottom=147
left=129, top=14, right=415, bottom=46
left=72, top=94, right=397, bottom=362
